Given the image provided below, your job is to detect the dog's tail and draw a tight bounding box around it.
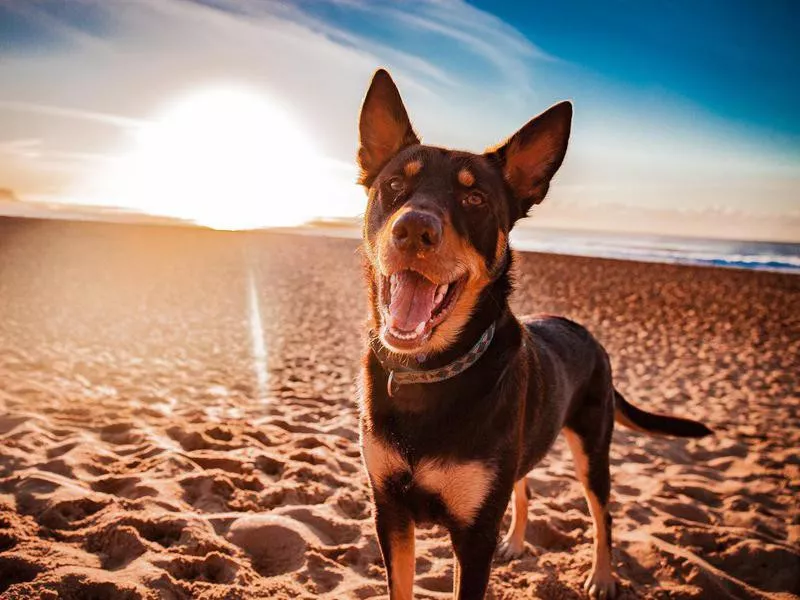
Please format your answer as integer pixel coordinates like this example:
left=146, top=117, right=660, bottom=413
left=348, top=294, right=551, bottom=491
left=614, top=389, right=712, bottom=438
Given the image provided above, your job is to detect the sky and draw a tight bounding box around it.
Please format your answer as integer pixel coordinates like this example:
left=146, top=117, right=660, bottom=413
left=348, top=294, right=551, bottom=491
left=0, top=0, right=798, bottom=238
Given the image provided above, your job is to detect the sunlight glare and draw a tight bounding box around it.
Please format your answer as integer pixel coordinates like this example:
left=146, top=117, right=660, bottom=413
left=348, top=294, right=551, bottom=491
left=247, top=267, right=269, bottom=401
left=73, top=87, right=343, bottom=229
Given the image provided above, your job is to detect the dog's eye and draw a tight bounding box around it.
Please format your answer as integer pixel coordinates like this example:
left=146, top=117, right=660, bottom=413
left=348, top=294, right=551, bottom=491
left=387, top=177, right=404, bottom=192
left=462, top=191, right=486, bottom=207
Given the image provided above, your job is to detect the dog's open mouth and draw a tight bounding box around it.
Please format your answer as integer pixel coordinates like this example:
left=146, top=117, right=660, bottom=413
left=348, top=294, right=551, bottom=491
left=379, top=269, right=467, bottom=350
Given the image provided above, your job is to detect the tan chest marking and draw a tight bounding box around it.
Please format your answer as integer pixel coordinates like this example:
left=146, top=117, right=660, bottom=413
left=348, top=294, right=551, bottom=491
left=415, top=458, right=495, bottom=526
left=361, top=431, right=407, bottom=488
left=362, top=432, right=495, bottom=526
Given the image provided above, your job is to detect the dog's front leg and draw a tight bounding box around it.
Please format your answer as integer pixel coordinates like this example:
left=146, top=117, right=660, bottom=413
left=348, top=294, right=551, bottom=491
left=450, top=524, right=500, bottom=600
left=374, top=492, right=416, bottom=600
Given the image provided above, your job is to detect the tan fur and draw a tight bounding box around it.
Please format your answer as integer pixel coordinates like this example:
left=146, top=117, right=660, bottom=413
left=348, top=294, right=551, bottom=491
left=375, top=210, right=493, bottom=356
left=501, top=130, right=558, bottom=203
left=361, top=429, right=407, bottom=489
left=362, top=429, right=495, bottom=528
left=415, top=458, right=495, bottom=526
left=563, top=428, right=616, bottom=596
left=495, top=231, right=507, bottom=262
left=613, top=407, right=649, bottom=434
left=423, top=228, right=491, bottom=354
left=457, top=167, right=475, bottom=187
left=453, top=557, right=461, bottom=598
left=498, top=478, right=528, bottom=557
left=389, top=527, right=415, bottom=600
left=404, top=159, right=422, bottom=177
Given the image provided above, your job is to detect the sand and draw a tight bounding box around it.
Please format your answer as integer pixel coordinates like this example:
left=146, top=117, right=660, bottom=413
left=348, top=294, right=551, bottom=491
left=0, top=217, right=797, bottom=599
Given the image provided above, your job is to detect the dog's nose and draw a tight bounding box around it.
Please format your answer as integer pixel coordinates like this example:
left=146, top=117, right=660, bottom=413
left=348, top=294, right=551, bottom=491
left=391, top=210, right=442, bottom=252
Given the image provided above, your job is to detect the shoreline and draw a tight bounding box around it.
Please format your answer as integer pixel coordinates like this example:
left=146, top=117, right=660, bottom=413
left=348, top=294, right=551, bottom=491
left=1, top=212, right=797, bottom=274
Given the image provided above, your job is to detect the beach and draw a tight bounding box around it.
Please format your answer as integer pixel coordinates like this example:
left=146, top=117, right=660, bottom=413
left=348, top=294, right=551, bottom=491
left=0, top=217, right=797, bottom=599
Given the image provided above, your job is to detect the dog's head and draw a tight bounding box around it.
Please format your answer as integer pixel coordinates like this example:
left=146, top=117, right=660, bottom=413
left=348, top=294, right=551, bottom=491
left=359, top=69, right=571, bottom=356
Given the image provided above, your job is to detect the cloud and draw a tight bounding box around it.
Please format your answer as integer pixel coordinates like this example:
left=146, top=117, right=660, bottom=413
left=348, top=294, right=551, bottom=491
left=0, top=138, right=42, bottom=159
left=341, top=0, right=557, bottom=84
left=0, top=101, right=145, bottom=129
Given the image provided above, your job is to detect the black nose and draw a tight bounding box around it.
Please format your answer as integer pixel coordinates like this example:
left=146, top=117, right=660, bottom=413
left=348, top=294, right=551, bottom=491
left=391, top=210, right=442, bottom=252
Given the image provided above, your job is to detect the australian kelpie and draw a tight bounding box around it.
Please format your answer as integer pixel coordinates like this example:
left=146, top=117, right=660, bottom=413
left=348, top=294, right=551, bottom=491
left=357, top=69, right=711, bottom=600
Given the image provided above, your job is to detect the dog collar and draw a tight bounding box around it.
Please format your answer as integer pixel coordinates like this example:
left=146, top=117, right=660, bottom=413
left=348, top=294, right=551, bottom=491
left=371, top=322, right=496, bottom=397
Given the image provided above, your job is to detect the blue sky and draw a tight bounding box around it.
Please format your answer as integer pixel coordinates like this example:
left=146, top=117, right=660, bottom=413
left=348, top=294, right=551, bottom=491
left=0, top=0, right=797, bottom=238
left=302, top=0, right=800, bottom=142
left=476, top=0, right=799, bottom=139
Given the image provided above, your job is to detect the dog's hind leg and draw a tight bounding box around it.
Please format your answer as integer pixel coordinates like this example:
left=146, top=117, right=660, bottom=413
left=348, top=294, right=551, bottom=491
left=496, top=478, right=528, bottom=560
left=563, top=400, right=617, bottom=599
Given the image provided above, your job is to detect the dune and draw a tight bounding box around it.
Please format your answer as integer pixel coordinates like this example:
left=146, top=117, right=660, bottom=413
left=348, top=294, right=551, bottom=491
left=0, top=217, right=797, bottom=599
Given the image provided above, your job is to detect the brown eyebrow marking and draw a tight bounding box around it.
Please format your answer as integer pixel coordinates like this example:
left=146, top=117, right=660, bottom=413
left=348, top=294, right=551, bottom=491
left=458, top=168, right=475, bottom=187
left=404, top=160, right=422, bottom=177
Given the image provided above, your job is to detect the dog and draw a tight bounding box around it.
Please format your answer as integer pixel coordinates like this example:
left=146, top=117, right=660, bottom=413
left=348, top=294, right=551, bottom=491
left=356, top=69, right=711, bottom=600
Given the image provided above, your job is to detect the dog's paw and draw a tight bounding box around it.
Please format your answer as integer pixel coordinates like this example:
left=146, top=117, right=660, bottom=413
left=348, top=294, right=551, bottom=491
left=495, top=537, right=525, bottom=562
left=583, top=568, right=616, bottom=599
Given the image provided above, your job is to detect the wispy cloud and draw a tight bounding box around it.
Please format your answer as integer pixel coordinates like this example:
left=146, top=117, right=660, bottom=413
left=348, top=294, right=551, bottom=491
left=0, top=101, right=145, bottom=129
left=342, top=0, right=557, bottom=85
left=175, top=0, right=461, bottom=92
left=0, top=138, right=42, bottom=158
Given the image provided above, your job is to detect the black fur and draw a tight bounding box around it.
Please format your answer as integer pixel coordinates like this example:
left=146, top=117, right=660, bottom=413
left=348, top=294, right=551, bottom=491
left=614, top=390, right=713, bottom=438
left=357, top=69, right=712, bottom=600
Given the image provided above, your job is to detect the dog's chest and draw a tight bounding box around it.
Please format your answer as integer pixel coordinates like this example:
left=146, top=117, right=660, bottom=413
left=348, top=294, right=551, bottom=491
left=361, top=430, right=494, bottom=526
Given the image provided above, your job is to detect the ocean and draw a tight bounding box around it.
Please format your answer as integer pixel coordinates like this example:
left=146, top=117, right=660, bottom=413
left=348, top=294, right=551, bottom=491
left=510, top=227, right=800, bottom=274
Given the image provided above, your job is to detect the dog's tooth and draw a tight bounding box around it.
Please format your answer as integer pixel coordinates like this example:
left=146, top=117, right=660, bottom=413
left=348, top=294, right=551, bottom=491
left=414, top=321, right=426, bottom=336
left=434, top=283, right=448, bottom=306
left=391, top=327, right=409, bottom=340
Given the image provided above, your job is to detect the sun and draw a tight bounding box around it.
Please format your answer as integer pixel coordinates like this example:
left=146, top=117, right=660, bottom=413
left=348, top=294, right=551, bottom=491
left=73, top=86, right=348, bottom=229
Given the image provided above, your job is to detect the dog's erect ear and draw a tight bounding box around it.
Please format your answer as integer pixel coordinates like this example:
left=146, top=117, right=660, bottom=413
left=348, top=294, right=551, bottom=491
left=485, top=101, right=572, bottom=220
left=358, top=69, right=420, bottom=187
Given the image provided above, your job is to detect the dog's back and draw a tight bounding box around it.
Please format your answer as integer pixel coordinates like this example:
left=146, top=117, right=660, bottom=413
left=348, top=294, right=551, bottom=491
left=515, top=315, right=614, bottom=476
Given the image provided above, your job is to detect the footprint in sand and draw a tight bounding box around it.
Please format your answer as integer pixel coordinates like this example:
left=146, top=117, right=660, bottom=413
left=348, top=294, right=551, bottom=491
left=38, top=496, right=110, bottom=530
left=98, top=421, right=142, bottom=445
left=527, top=518, right=578, bottom=551
left=87, top=524, right=149, bottom=569
left=274, top=506, right=362, bottom=545
left=334, top=491, right=370, bottom=520
left=0, top=530, right=17, bottom=552
left=416, top=571, right=453, bottom=594
left=118, top=517, right=187, bottom=549
left=254, top=453, right=285, bottom=477
left=155, top=552, right=241, bottom=585
left=0, top=555, right=42, bottom=593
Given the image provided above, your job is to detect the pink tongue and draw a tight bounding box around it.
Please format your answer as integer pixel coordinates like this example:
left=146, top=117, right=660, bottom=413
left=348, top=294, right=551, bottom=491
left=388, top=271, right=437, bottom=332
